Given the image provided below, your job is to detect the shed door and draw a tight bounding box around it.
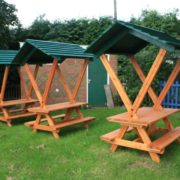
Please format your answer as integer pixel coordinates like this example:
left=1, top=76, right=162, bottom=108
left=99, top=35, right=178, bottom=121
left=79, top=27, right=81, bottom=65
left=88, top=57, right=107, bottom=107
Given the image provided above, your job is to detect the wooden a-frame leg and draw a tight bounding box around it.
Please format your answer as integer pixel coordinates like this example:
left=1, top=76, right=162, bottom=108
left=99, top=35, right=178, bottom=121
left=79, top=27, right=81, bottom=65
left=137, top=127, right=160, bottom=163
left=45, top=114, right=59, bottom=139
left=33, top=114, right=42, bottom=132
left=1, top=108, right=12, bottom=127
left=111, top=126, right=129, bottom=152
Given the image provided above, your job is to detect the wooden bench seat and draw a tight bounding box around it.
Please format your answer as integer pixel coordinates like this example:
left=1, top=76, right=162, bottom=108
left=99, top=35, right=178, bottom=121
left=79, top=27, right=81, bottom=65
left=24, top=114, right=65, bottom=127
left=28, top=102, right=87, bottom=113
left=150, top=127, right=180, bottom=150
left=55, top=117, right=94, bottom=129
left=7, top=112, right=36, bottom=120
left=0, top=99, right=38, bottom=107
left=100, top=127, right=134, bottom=143
left=108, top=107, right=180, bottom=127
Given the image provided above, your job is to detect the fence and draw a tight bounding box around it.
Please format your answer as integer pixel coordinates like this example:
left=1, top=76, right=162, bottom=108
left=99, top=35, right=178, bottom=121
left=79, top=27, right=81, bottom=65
left=159, top=81, right=180, bottom=108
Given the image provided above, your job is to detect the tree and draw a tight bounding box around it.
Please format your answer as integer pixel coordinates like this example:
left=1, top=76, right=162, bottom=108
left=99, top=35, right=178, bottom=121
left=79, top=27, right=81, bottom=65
left=0, top=0, right=19, bottom=48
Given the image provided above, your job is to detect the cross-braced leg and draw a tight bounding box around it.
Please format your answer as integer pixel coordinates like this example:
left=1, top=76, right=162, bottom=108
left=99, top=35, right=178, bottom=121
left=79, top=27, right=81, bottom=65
left=111, top=126, right=129, bottom=152
left=137, top=127, right=160, bottom=163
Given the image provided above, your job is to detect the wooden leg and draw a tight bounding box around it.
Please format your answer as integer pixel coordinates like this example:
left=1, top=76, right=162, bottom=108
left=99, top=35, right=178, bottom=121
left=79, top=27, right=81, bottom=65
left=45, top=114, right=59, bottom=139
left=33, top=114, right=42, bottom=132
left=163, top=117, right=174, bottom=131
left=111, top=126, right=128, bottom=152
left=2, top=108, right=12, bottom=127
left=137, top=127, right=160, bottom=163
left=64, top=108, right=74, bottom=120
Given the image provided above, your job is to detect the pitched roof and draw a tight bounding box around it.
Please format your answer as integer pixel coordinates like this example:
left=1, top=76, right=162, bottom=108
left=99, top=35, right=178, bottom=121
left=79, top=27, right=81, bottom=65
left=0, top=50, right=18, bottom=65
left=12, top=39, right=94, bottom=64
left=86, top=20, right=180, bottom=55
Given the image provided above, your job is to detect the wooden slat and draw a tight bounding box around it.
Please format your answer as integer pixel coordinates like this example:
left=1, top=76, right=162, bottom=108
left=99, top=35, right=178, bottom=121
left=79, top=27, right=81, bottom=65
left=72, top=60, right=88, bottom=99
left=108, top=107, right=179, bottom=126
left=0, top=99, right=38, bottom=107
left=150, top=127, right=180, bottom=150
left=100, top=127, right=133, bottom=142
left=154, top=60, right=180, bottom=109
left=55, top=117, right=94, bottom=129
left=28, top=102, right=87, bottom=113
left=24, top=114, right=65, bottom=127
left=7, top=112, right=36, bottom=119
left=56, top=64, right=75, bottom=103
left=132, top=49, right=166, bottom=115
left=0, top=66, right=9, bottom=101
left=24, top=64, right=43, bottom=103
left=100, top=54, right=132, bottom=112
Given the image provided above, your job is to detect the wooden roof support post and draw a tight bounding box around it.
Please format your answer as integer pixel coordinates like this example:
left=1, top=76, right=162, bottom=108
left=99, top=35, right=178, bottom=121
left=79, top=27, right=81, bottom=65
left=100, top=54, right=133, bottom=113
left=42, top=59, right=58, bottom=107
left=27, top=64, right=40, bottom=98
left=0, top=66, right=9, bottom=102
left=24, top=63, right=43, bottom=104
left=154, top=60, right=180, bottom=109
left=56, top=63, right=75, bottom=103
left=129, top=55, right=162, bottom=109
left=73, top=59, right=89, bottom=99
left=131, top=48, right=166, bottom=115
left=17, top=67, right=29, bottom=99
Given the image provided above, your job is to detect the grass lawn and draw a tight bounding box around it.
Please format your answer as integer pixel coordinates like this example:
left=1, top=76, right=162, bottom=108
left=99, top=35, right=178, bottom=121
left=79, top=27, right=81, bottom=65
left=0, top=107, right=179, bottom=180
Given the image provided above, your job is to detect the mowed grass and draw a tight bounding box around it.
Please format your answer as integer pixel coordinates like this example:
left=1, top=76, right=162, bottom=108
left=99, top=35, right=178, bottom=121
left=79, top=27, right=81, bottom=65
left=0, top=107, right=179, bottom=180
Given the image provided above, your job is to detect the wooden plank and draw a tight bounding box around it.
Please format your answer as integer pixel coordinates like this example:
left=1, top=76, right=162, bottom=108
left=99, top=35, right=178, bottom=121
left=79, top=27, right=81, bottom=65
left=0, top=99, right=38, bottom=107
left=27, top=64, right=39, bottom=98
left=0, top=66, right=9, bottom=101
left=55, top=117, right=94, bottom=129
left=150, top=127, right=180, bottom=150
left=28, top=102, right=87, bottom=113
left=100, top=55, right=132, bottom=112
left=132, top=49, right=166, bottom=116
left=72, top=60, right=88, bottom=99
left=154, top=60, right=180, bottom=109
left=129, top=55, right=162, bottom=108
left=7, top=112, right=36, bottom=119
left=104, top=85, right=114, bottom=108
left=24, top=114, right=65, bottom=126
left=100, top=127, right=133, bottom=142
left=113, top=139, right=161, bottom=154
left=42, top=59, right=58, bottom=107
left=24, top=64, right=43, bottom=103
left=108, top=107, right=179, bottom=126
left=56, top=64, right=75, bottom=103
left=17, top=67, right=29, bottom=98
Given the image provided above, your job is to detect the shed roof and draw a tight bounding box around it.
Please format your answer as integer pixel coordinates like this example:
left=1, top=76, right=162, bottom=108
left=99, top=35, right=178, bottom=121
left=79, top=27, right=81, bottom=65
left=12, top=39, right=94, bottom=65
left=86, top=20, right=180, bottom=55
left=0, top=50, right=18, bottom=65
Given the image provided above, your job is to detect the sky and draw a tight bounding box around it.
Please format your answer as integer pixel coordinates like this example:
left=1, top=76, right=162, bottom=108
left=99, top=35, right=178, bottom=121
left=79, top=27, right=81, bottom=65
left=6, top=0, right=180, bottom=27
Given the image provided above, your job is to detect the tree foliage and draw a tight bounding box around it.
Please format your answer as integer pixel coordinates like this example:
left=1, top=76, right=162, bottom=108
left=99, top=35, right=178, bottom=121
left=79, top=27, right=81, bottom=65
left=0, top=0, right=19, bottom=48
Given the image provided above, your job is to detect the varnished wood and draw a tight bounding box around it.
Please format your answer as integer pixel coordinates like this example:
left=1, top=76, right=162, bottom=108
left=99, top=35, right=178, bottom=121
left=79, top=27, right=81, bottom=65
left=154, top=60, right=180, bottom=109
left=24, top=63, right=43, bottom=103
left=100, top=55, right=133, bottom=112
left=131, top=49, right=166, bottom=115
left=42, top=59, right=58, bottom=107
left=56, top=64, right=75, bottom=103
left=0, top=66, right=9, bottom=101
left=73, top=60, right=88, bottom=98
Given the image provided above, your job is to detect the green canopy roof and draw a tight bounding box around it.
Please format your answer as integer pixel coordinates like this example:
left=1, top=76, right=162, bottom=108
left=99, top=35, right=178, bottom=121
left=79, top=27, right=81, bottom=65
left=12, top=39, right=94, bottom=64
left=86, top=20, right=180, bottom=55
left=0, top=50, right=18, bottom=65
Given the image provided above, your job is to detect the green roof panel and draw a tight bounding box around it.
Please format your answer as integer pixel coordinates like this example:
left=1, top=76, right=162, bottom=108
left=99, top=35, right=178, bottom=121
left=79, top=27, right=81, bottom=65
left=13, top=39, right=94, bottom=64
left=0, top=50, right=18, bottom=65
left=86, top=20, right=180, bottom=55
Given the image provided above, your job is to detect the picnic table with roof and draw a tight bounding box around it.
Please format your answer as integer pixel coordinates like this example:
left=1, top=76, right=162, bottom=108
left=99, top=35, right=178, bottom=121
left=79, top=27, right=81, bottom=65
left=86, top=21, right=180, bottom=163
left=0, top=50, right=39, bottom=126
left=12, top=39, right=95, bottom=139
